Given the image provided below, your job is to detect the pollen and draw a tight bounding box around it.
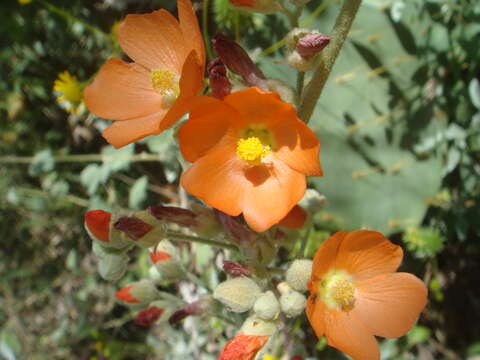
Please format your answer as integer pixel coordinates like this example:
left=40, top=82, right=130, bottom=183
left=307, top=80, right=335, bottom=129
left=150, top=69, right=180, bottom=107
left=236, top=137, right=271, bottom=165
left=317, top=271, right=356, bottom=311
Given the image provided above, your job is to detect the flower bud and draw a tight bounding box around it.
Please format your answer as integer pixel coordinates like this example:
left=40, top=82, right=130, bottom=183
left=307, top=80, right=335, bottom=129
left=228, top=0, right=281, bottom=13
left=223, top=260, right=252, bottom=277
left=84, top=210, right=130, bottom=249
left=168, top=296, right=212, bottom=324
left=115, top=279, right=158, bottom=304
left=287, top=51, right=318, bottom=72
left=285, top=29, right=331, bottom=72
left=218, top=334, right=269, bottom=360
left=285, top=259, right=312, bottom=292
left=98, top=252, right=129, bottom=281
left=253, top=291, right=280, bottom=320
left=241, top=316, right=277, bottom=336
left=208, top=58, right=232, bottom=99
left=148, top=265, right=162, bottom=283
left=114, top=211, right=166, bottom=248
left=212, top=33, right=268, bottom=89
left=215, top=210, right=255, bottom=245
left=190, top=203, right=222, bottom=238
left=299, top=188, right=327, bottom=213
left=214, top=277, right=261, bottom=313
left=150, top=240, right=184, bottom=280
left=277, top=205, right=307, bottom=229
left=148, top=205, right=198, bottom=228
left=296, top=33, right=331, bottom=58
left=134, top=306, right=164, bottom=327
left=279, top=288, right=307, bottom=318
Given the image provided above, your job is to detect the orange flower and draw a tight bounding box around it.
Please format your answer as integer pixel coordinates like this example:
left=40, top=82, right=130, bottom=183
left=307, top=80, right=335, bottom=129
left=278, top=205, right=307, bottom=229
left=179, top=87, right=322, bottom=232
left=84, top=0, right=205, bottom=148
left=218, top=334, right=269, bottom=360
left=306, top=230, right=428, bottom=360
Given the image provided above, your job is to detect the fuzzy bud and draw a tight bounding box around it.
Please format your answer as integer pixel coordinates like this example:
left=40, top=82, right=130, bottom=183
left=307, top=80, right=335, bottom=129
left=169, top=296, right=212, bottom=325
left=285, top=29, right=330, bottom=72
left=148, top=205, right=198, bottom=228
left=223, top=260, right=252, bottom=277
left=296, top=33, right=331, bottom=58
left=299, top=188, right=327, bottom=213
left=115, top=279, right=157, bottom=304
left=228, top=0, right=281, bottom=13
left=98, top=252, right=129, bottom=281
left=253, top=291, right=280, bottom=320
left=208, top=58, right=232, bottom=99
left=241, top=316, right=277, bottom=337
left=279, top=288, right=307, bottom=318
left=287, top=51, right=318, bottom=72
left=150, top=239, right=184, bottom=280
left=218, top=334, right=269, bottom=360
left=84, top=210, right=130, bottom=249
left=114, top=211, right=166, bottom=248
left=214, top=277, right=261, bottom=313
left=215, top=210, right=255, bottom=245
left=190, top=203, right=222, bottom=238
left=285, top=259, right=312, bottom=292
left=134, top=306, right=164, bottom=327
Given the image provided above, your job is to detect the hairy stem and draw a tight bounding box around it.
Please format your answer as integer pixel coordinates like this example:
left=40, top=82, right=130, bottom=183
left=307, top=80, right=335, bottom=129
left=299, top=0, right=363, bottom=122
left=167, top=231, right=238, bottom=252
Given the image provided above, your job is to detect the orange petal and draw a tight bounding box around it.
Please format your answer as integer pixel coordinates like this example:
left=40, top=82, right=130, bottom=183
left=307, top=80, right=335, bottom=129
left=84, top=58, right=162, bottom=121
left=115, top=285, right=140, bottom=303
left=335, top=230, right=403, bottom=280
left=179, top=96, right=238, bottom=162
left=102, top=110, right=167, bottom=148
left=273, top=119, right=323, bottom=176
left=353, top=273, right=428, bottom=338
left=84, top=210, right=111, bottom=242
left=224, top=87, right=294, bottom=129
left=242, top=158, right=306, bottom=232
left=306, top=295, right=326, bottom=338
left=157, top=51, right=205, bottom=133
left=324, top=309, right=380, bottom=360
left=177, top=0, right=206, bottom=69
left=218, top=334, right=269, bottom=360
left=278, top=205, right=307, bottom=229
left=180, top=143, right=247, bottom=216
left=312, top=231, right=347, bottom=280
left=118, top=10, right=188, bottom=71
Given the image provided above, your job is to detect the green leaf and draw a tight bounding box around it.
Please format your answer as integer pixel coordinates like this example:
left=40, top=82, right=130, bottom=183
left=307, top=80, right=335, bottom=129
left=129, top=176, right=148, bottom=209
left=28, top=149, right=54, bottom=176
left=406, top=325, right=431, bottom=347
left=80, top=164, right=110, bottom=195
left=101, top=144, right=134, bottom=172
left=469, top=78, right=480, bottom=110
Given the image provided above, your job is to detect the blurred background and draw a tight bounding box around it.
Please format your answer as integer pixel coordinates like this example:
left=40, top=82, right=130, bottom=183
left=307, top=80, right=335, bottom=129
left=0, top=0, right=479, bottom=359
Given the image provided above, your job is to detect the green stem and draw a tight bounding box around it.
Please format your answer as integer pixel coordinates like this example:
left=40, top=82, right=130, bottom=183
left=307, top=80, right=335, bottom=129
left=167, top=231, right=238, bottom=252
left=202, top=0, right=214, bottom=60
left=0, top=153, right=161, bottom=164
left=37, top=0, right=109, bottom=40
left=296, top=71, right=305, bottom=104
left=298, top=0, right=363, bottom=123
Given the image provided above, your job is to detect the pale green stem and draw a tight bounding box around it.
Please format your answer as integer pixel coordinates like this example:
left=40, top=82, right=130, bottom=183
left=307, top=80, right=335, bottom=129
left=298, top=0, right=363, bottom=122
left=296, top=71, right=305, bottom=102
left=202, top=0, right=214, bottom=60
left=0, top=153, right=161, bottom=164
left=167, top=231, right=238, bottom=252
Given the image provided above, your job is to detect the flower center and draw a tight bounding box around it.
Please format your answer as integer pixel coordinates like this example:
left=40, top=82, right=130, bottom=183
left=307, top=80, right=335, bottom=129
left=150, top=69, right=180, bottom=108
left=317, top=271, right=356, bottom=311
left=236, top=137, right=271, bottom=165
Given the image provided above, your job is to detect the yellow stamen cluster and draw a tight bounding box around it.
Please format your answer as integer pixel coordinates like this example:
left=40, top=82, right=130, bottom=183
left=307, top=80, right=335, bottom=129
left=236, top=137, right=271, bottom=166
left=53, top=71, right=83, bottom=114
left=317, top=271, right=356, bottom=311
left=150, top=69, right=180, bottom=108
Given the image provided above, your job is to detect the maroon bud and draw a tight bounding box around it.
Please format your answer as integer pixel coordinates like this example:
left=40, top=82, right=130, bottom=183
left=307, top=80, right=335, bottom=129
left=148, top=205, right=198, bottom=227
left=134, top=306, right=164, bottom=327
left=223, top=260, right=252, bottom=277
left=208, top=58, right=232, bottom=99
left=296, top=33, right=331, bottom=58
left=215, top=210, right=255, bottom=244
left=114, top=216, right=153, bottom=240
left=212, top=33, right=267, bottom=89
left=168, top=299, right=206, bottom=325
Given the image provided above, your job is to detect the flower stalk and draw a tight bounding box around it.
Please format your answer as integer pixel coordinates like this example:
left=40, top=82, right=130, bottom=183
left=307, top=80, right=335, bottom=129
left=298, top=0, right=363, bottom=123
left=166, top=231, right=239, bottom=252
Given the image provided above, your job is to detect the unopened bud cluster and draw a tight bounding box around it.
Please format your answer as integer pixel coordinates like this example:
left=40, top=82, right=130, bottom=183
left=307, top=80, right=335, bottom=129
left=286, top=28, right=331, bottom=71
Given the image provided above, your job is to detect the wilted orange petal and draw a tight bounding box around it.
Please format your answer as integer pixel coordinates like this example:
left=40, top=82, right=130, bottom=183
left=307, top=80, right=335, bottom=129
left=84, top=58, right=162, bottom=121
left=305, top=295, right=326, bottom=338
left=116, top=285, right=140, bottom=303
left=177, top=0, right=205, bottom=69
left=336, top=230, right=403, bottom=280
left=273, top=119, right=322, bottom=176
left=278, top=205, right=307, bottom=229
left=312, top=230, right=347, bottom=279
left=118, top=10, right=187, bottom=71
left=84, top=210, right=111, bottom=242
left=324, top=309, right=380, bottom=360
left=218, top=334, right=269, bottom=360
left=102, top=110, right=167, bottom=149
left=224, top=87, right=293, bottom=129
left=179, top=96, right=237, bottom=162
left=180, top=144, right=246, bottom=216
left=242, top=158, right=305, bottom=232
left=354, top=273, right=428, bottom=339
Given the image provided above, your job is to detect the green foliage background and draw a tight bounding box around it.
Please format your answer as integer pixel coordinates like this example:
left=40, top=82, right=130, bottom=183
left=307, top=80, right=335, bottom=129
left=0, top=0, right=479, bottom=359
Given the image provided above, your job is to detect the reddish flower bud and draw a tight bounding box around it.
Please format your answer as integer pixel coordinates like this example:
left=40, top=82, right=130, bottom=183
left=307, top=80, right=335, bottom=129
left=116, top=285, right=140, bottom=304
left=215, top=210, right=255, bottom=244
left=218, top=334, right=269, bottom=360
left=296, top=33, right=331, bottom=58
left=115, top=280, right=157, bottom=304
left=168, top=298, right=208, bottom=325
left=277, top=205, right=307, bottom=229
left=148, top=205, right=198, bottom=227
left=149, top=250, right=172, bottom=264
left=223, top=260, right=252, bottom=277
left=208, top=58, right=232, bottom=99
left=114, top=216, right=153, bottom=240
left=212, top=33, right=267, bottom=89
left=134, top=306, right=164, bottom=327
left=84, top=210, right=111, bottom=243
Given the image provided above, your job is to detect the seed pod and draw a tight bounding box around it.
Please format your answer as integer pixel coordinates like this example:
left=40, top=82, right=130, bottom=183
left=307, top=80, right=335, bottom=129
left=286, top=259, right=313, bottom=292
left=253, top=291, right=280, bottom=320
left=279, top=289, right=307, bottom=318
left=213, top=277, right=261, bottom=313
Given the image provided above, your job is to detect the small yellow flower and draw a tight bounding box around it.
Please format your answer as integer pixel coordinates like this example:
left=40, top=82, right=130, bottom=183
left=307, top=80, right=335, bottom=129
left=53, top=71, right=83, bottom=114
left=18, top=0, right=33, bottom=4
